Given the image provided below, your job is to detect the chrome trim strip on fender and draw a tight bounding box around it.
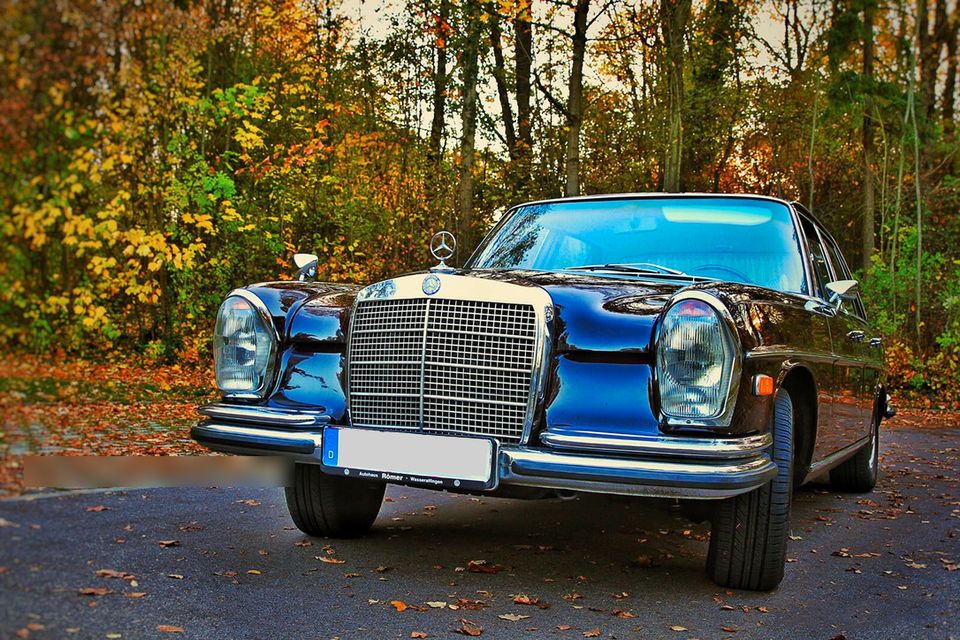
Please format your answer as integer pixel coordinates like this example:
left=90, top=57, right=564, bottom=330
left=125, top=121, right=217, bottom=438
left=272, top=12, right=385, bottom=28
left=198, top=403, right=330, bottom=427
left=539, top=431, right=772, bottom=459
left=804, top=434, right=871, bottom=481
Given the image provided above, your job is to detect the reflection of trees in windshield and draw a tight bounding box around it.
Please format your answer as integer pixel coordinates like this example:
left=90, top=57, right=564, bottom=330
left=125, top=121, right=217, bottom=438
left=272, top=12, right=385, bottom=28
left=477, top=205, right=546, bottom=268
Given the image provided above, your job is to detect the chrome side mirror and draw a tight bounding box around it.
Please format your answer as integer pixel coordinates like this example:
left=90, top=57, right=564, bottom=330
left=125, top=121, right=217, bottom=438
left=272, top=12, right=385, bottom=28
left=825, top=279, right=859, bottom=306
left=293, top=253, right=319, bottom=282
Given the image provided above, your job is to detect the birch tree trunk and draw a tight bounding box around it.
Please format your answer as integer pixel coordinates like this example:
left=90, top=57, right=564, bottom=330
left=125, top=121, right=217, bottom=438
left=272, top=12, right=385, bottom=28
left=564, top=0, right=590, bottom=197
left=862, top=1, right=876, bottom=272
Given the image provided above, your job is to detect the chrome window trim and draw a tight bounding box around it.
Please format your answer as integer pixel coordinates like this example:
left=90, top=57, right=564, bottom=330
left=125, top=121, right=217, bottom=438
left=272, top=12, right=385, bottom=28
left=346, top=274, right=553, bottom=445
left=217, top=288, right=281, bottom=401
left=653, top=290, right=743, bottom=428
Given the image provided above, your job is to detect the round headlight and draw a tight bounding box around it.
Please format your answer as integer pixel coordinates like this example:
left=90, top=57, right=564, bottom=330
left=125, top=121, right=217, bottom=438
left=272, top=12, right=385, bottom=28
left=656, top=298, right=735, bottom=420
left=213, top=294, right=277, bottom=397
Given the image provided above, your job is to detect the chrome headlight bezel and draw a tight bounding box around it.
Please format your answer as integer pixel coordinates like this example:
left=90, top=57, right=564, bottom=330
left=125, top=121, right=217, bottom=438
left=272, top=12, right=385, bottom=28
left=654, top=291, right=742, bottom=427
left=213, top=289, right=279, bottom=399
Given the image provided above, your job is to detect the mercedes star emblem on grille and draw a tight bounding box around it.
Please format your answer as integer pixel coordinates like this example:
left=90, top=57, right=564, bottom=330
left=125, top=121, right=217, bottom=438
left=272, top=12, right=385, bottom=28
left=422, top=275, right=441, bottom=295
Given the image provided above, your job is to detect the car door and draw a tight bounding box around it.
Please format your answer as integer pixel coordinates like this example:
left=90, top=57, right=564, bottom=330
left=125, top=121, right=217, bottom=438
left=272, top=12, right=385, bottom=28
left=822, top=234, right=875, bottom=441
left=797, top=217, right=843, bottom=461
left=813, top=228, right=867, bottom=450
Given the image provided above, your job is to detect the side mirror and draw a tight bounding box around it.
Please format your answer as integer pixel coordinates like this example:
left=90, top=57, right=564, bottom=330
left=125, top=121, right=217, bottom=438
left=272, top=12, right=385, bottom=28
left=293, top=253, right=319, bottom=282
left=825, top=279, right=859, bottom=306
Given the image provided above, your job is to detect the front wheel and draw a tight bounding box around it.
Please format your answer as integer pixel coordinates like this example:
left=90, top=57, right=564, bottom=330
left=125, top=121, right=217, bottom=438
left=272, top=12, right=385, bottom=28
left=285, top=463, right=385, bottom=538
left=706, top=388, right=794, bottom=591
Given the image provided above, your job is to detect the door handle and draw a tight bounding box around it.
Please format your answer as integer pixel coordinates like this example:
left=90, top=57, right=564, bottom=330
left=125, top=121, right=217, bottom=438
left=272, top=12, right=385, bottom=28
left=847, top=330, right=865, bottom=342
left=869, top=337, right=882, bottom=348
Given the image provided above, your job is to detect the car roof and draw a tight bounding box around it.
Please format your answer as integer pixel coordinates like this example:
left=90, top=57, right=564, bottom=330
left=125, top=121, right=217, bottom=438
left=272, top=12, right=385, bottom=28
left=515, top=192, right=792, bottom=209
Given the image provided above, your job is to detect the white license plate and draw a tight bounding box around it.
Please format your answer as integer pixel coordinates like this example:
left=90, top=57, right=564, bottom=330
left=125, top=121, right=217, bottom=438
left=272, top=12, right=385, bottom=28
left=321, top=428, right=496, bottom=490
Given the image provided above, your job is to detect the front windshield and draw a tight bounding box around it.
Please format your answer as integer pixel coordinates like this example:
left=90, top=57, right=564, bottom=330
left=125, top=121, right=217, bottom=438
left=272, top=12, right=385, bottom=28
left=469, top=197, right=807, bottom=294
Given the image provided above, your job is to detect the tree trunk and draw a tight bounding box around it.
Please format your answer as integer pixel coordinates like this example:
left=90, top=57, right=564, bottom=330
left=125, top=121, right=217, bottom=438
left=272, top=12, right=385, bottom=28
left=942, top=13, right=958, bottom=132
left=457, top=1, right=482, bottom=258
left=564, top=0, right=590, bottom=197
left=489, top=9, right=517, bottom=158
left=514, top=1, right=533, bottom=180
left=862, top=1, right=876, bottom=272
left=428, top=0, right=450, bottom=163
left=660, top=0, right=691, bottom=192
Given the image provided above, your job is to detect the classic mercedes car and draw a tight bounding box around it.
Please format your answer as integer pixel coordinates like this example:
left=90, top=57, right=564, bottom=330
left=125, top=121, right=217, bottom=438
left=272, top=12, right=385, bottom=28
left=192, top=194, right=893, bottom=590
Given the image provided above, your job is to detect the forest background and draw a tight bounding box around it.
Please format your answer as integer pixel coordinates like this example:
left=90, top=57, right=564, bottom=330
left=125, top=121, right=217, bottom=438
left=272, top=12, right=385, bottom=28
left=0, top=0, right=958, bottom=407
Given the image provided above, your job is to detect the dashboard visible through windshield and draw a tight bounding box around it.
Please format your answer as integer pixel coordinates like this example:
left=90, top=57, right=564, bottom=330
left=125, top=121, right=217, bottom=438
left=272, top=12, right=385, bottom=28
left=469, top=197, right=807, bottom=294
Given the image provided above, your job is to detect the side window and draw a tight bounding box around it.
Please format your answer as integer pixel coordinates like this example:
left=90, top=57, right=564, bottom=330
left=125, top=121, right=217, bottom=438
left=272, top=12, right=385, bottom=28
left=799, top=217, right=831, bottom=300
left=823, top=236, right=867, bottom=320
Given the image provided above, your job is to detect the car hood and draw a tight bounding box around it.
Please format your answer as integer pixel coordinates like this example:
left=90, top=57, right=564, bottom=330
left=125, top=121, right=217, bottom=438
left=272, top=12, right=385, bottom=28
left=252, top=270, right=687, bottom=354
left=458, top=269, right=686, bottom=354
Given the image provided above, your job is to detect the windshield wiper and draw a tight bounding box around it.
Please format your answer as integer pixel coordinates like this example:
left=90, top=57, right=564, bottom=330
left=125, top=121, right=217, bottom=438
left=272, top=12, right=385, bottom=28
left=565, top=262, right=687, bottom=276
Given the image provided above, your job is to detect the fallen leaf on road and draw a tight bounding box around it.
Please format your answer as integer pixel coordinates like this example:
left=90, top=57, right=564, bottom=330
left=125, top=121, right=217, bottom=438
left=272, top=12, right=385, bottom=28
left=427, top=602, right=447, bottom=608
left=669, top=625, right=688, bottom=632
left=454, top=598, right=488, bottom=610
left=612, top=591, right=629, bottom=600
left=499, top=614, right=530, bottom=622
left=455, top=619, right=483, bottom=636
left=583, top=629, right=600, bottom=638
left=95, top=569, right=134, bottom=580
left=557, top=625, right=573, bottom=631
left=167, top=574, right=184, bottom=580
left=466, top=560, right=503, bottom=574
left=411, top=633, right=428, bottom=639
left=125, top=592, right=147, bottom=598
left=246, top=570, right=261, bottom=575
left=235, top=499, right=260, bottom=506
left=78, top=587, right=111, bottom=596
left=158, top=540, right=180, bottom=548
left=757, top=606, right=768, bottom=613
left=316, top=556, right=346, bottom=564
left=722, top=626, right=738, bottom=632
left=156, top=625, right=185, bottom=633
left=294, top=540, right=312, bottom=547
left=611, top=609, right=636, bottom=619
left=632, top=555, right=654, bottom=568
left=376, top=565, right=391, bottom=573
left=0, top=518, right=19, bottom=528
left=391, top=600, right=409, bottom=612
left=85, top=505, right=109, bottom=512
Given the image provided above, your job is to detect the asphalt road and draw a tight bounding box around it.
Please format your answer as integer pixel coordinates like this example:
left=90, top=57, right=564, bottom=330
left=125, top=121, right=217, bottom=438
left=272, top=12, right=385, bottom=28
left=1, top=426, right=957, bottom=640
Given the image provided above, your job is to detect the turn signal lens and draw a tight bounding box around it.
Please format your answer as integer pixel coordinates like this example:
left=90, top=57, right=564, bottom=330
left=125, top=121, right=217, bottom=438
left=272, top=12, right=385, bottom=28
left=753, top=374, right=775, bottom=396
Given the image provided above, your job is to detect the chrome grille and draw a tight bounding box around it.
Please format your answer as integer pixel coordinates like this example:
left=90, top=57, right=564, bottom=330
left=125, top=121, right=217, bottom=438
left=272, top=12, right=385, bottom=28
left=348, top=297, right=539, bottom=443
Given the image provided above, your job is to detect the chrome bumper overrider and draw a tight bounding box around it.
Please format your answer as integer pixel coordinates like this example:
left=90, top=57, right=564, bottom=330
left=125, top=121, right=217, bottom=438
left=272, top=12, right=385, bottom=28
left=192, top=408, right=777, bottom=499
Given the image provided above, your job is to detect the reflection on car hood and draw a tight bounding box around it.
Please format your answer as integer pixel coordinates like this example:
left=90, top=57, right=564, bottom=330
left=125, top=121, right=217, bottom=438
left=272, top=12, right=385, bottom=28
left=460, top=269, right=686, bottom=354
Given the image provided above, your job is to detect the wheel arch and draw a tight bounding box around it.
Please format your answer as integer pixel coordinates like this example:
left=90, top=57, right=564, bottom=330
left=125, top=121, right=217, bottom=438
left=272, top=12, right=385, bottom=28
left=778, top=363, right=818, bottom=485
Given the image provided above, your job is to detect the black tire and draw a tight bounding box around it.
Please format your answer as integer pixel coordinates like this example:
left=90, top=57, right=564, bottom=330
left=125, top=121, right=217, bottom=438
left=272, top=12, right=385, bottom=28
left=284, top=463, right=385, bottom=538
left=830, top=409, right=879, bottom=492
left=707, top=389, right=794, bottom=591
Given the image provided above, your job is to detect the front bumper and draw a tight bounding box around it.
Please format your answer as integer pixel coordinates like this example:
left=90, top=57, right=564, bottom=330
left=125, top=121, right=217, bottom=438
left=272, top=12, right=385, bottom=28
left=192, top=404, right=777, bottom=500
